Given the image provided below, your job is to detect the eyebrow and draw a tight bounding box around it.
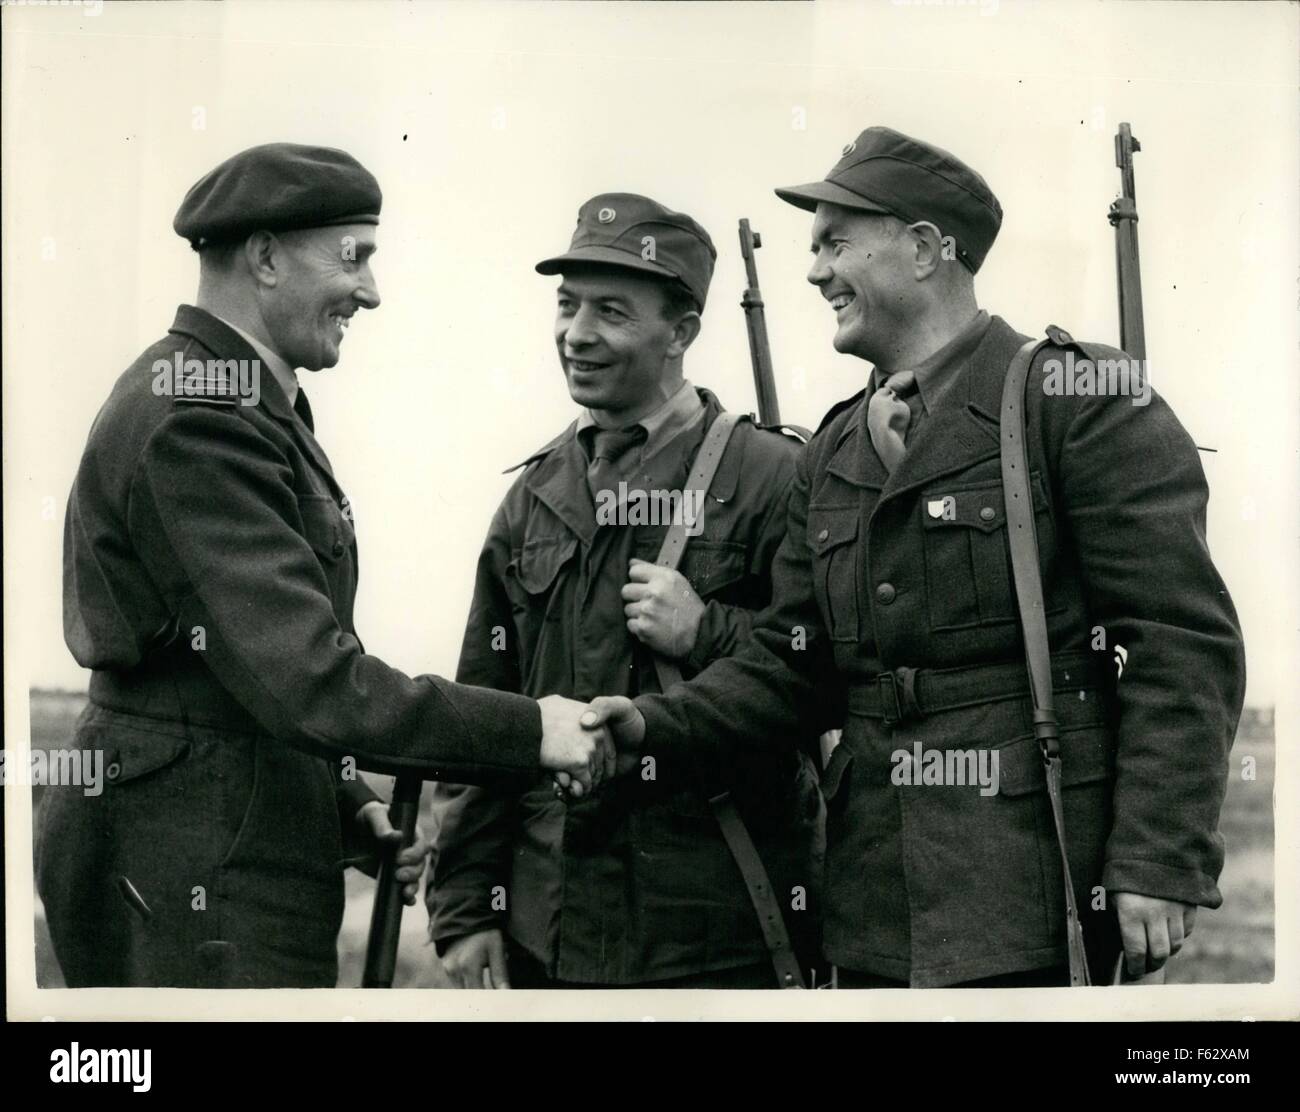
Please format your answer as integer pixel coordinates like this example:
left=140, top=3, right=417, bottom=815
left=556, top=287, right=633, bottom=309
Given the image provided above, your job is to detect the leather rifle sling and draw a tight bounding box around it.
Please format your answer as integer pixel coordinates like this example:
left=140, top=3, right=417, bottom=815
left=649, top=411, right=806, bottom=989
left=1000, top=336, right=1092, bottom=987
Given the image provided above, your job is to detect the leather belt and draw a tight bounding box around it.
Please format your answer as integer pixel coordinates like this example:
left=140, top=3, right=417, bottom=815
left=847, top=651, right=1103, bottom=727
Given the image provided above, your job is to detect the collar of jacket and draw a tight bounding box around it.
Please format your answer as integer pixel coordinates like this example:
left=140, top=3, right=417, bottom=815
left=505, top=387, right=740, bottom=548
left=168, top=304, right=342, bottom=489
left=824, top=314, right=1029, bottom=501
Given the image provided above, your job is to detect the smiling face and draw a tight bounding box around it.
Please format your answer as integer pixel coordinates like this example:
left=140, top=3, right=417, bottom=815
left=806, top=202, right=918, bottom=365
left=554, top=266, right=698, bottom=425
left=260, top=223, right=381, bottom=371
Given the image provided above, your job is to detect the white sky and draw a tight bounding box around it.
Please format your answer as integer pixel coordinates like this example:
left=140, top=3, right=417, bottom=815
left=4, top=0, right=1296, bottom=709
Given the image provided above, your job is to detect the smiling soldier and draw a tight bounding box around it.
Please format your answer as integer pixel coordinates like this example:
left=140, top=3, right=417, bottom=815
left=41, top=143, right=613, bottom=988
left=427, top=193, right=824, bottom=989
left=587, top=129, right=1247, bottom=987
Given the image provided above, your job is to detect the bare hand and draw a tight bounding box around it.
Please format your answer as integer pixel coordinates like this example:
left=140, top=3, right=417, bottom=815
left=356, top=800, right=429, bottom=906
left=442, top=928, right=510, bottom=989
left=538, top=694, right=616, bottom=796
left=622, top=558, right=705, bottom=661
left=1114, top=891, right=1198, bottom=976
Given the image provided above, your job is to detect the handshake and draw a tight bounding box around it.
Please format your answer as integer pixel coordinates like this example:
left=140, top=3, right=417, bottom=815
left=537, top=694, right=647, bottom=798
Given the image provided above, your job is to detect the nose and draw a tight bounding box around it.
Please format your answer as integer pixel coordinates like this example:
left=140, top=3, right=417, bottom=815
left=563, top=303, right=599, bottom=348
left=355, top=263, right=381, bottom=310
left=806, top=252, right=832, bottom=288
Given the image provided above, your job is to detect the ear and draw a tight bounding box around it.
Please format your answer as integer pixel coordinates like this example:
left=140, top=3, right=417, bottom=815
left=907, top=221, right=947, bottom=280
left=243, top=231, right=283, bottom=289
left=665, top=311, right=702, bottom=359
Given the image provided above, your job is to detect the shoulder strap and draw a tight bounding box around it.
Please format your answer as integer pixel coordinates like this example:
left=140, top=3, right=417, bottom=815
left=650, top=411, right=805, bottom=989
left=1000, top=335, right=1091, bottom=987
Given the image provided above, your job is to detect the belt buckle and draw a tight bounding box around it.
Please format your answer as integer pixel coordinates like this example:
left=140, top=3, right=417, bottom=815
left=876, top=667, right=920, bottom=727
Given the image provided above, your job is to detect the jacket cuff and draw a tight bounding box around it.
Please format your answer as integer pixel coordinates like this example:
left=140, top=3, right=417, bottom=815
left=1102, top=858, right=1223, bottom=909
left=683, top=600, right=735, bottom=675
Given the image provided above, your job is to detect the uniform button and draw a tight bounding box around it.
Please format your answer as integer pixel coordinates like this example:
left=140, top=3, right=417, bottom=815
left=332, top=541, right=346, bottom=558
left=979, top=506, right=996, bottom=522
left=817, top=528, right=829, bottom=543
left=106, top=760, right=121, bottom=781
left=875, top=583, right=896, bottom=605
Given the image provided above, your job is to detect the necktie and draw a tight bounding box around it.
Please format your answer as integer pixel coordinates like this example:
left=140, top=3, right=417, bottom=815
left=294, top=389, right=315, bottom=432
left=866, top=370, right=918, bottom=473
left=585, top=425, right=647, bottom=504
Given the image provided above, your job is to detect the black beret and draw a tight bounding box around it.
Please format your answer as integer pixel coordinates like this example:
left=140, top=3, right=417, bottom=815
left=775, top=126, right=1002, bottom=273
left=174, top=142, right=382, bottom=248
left=536, top=192, right=716, bottom=310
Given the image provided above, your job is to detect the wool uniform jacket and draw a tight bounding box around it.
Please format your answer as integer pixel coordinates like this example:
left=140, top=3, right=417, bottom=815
left=635, top=316, right=1246, bottom=986
left=428, top=391, right=826, bottom=985
left=42, top=305, right=543, bottom=987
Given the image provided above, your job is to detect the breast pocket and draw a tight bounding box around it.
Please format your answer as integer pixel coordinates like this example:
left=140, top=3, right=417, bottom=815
left=806, top=506, right=862, bottom=642
left=504, top=536, right=578, bottom=655
left=299, top=495, right=357, bottom=620
left=919, top=471, right=1059, bottom=632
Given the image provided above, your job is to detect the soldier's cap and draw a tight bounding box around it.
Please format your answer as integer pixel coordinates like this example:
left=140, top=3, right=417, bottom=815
left=174, top=142, right=382, bottom=249
left=535, top=192, right=716, bottom=310
left=775, top=126, right=1002, bottom=273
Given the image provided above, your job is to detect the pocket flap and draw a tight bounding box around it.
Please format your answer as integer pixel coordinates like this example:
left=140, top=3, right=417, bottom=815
left=680, top=540, right=748, bottom=598
left=807, top=508, right=859, bottom=555
left=997, top=729, right=1115, bottom=797
left=920, top=481, right=1005, bottom=534
left=514, top=536, right=578, bottom=595
left=102, top=729, right=190, bottom=786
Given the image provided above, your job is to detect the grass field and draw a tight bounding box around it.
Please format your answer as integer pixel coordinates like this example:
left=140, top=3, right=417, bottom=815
left=28, top=690, right=1275, bottom=988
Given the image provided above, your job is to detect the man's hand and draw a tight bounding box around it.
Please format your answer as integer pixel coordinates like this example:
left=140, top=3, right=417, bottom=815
left=583, top=696, right=647, bottom=754
left=622, top=558, right=705, bottom=661
left=355, top=800, right=429, bottom=906
left=538, top=694, right=616, bottom=797
left=442, top=928, right=510, bottom=989
left=1114, top=891, right=1198, bottom=977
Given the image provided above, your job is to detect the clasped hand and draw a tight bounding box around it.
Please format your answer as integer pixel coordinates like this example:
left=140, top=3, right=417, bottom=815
left=537, top=694, right=646, bottom=800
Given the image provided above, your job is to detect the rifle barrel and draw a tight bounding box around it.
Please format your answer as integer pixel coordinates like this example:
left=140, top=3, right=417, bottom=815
left=361, top=772, right=422, bottom=988
left=738, top=219, right=782, bottom=427
left=1109, top=123, right=1146, bottom=361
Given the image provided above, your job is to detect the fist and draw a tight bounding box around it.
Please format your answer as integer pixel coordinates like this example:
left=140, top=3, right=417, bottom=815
left=621, top=558, right=705, bottom=661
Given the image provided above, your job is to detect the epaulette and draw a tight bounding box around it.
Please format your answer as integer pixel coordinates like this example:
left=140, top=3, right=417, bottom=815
left=749, top=414, right=812, bottom=444
left=814, top=388, right=868, bottom=438
left=503, top=419, right=578, bottom=474
left=1044, top=323, right=1122, bottom=363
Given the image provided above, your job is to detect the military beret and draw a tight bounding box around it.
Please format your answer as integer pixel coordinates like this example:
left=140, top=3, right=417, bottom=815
left=174, top=142, right=382, bottom=249
left=535, top=192, right=716, bottom=310
left=775, top=126, right=1002, bottom=273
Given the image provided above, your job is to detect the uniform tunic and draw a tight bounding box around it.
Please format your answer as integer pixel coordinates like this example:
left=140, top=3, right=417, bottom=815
left=636, top=317, right=1246, bottom=986
left=428, top=388, right=825, bottom=985
left=43, top=306, right=543, bottom=987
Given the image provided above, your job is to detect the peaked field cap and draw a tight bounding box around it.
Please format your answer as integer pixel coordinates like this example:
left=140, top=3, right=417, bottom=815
left=775, top=126, right=1003, bottom=272
left=535, top=192, right=717, bottom=309
left=174, top=142, right=382, bottom=248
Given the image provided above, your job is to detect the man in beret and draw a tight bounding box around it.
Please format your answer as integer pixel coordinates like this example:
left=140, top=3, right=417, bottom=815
left=41, top=142, right=613, bottom=988
left=426, top=193, right=824, bottom=988
left=588, top=128, right=1246, bottom=987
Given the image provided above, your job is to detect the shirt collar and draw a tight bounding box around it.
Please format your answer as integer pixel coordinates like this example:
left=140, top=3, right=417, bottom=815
left=214, top=316, right=299, bottom=407
left=876, top=310, right=991, bottom=413
left=575, top=379, right=705, bottom=461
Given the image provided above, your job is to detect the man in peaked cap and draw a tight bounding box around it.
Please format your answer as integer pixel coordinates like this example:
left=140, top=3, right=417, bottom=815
left=426, top=193, right=824, bottom=989
left=41, top=143, right=613, bottom=988
left=588, top=128, right=1246, bottom=987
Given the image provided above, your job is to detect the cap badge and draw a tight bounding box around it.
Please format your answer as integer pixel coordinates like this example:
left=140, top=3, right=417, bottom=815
left=597, top=207, right=616, bottom=224
left=841, top=140, right=856, bottom=157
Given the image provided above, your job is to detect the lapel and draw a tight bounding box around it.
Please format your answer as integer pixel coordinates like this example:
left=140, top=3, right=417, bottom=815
left=168, top=304, right=346, bottom=501
left=875, top=315, right=1028, bottom=505
left=522, top=421, right=599, bottom=547
left=824, top=396, right=888, bottom=493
